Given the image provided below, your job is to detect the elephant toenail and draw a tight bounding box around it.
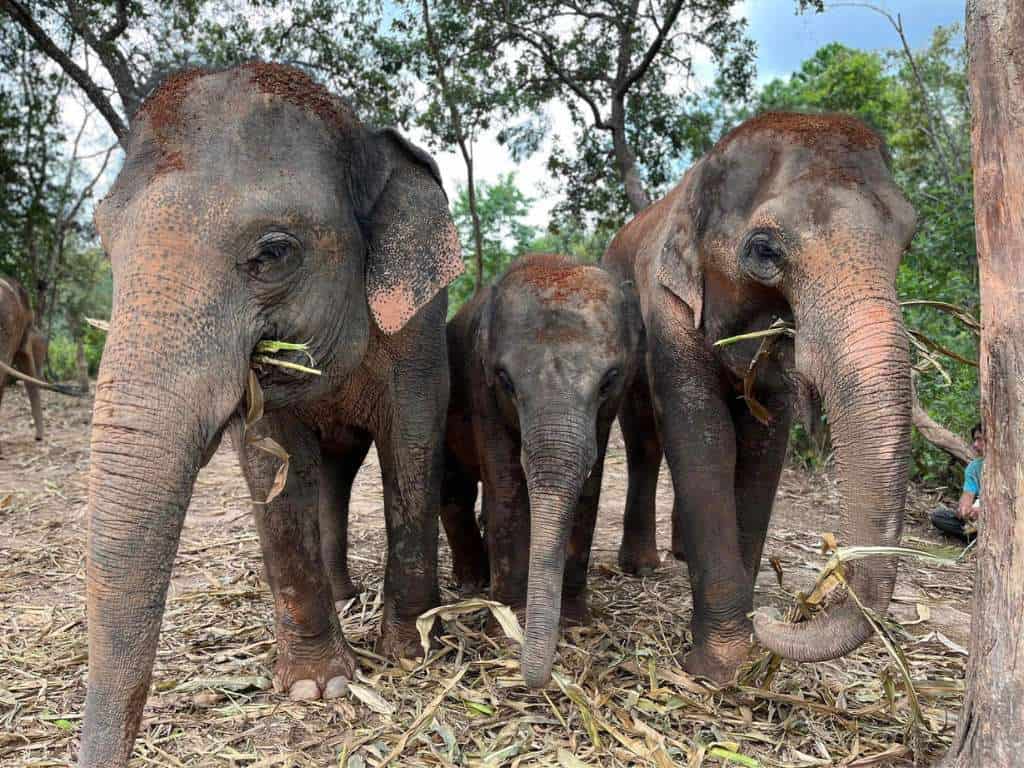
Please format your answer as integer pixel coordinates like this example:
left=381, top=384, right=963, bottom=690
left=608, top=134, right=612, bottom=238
left=289, top=679, right=320, bottom=700
left=323, top=676, right=349, bottom=699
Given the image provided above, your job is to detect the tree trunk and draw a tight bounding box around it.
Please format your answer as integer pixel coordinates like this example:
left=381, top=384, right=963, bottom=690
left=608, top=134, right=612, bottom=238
left=462, top=145, right=485, bottom=291
left=942, top=1, right=1024, bottom=764
left=610, top=99, right=651, bottom=213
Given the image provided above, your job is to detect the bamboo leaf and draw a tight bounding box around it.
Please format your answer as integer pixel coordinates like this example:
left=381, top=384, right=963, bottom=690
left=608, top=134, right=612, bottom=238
left=252, top=355, right=323, bottom=376
left=248, top=436, right=290, bottom=505
left=416, top=598, right=525, bottom=658
left=713, top=321, right=795, bottom=348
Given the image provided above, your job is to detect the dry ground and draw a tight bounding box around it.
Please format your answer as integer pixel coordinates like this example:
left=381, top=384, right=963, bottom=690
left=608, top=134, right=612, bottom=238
left=0, top=388, right=973, bottom=767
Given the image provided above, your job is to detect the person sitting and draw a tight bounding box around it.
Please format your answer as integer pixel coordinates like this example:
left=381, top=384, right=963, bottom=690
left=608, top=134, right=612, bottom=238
left=930, top=423, right=984, bottom=542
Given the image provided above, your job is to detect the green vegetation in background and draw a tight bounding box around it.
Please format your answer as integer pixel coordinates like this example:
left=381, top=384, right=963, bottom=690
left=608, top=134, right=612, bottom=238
left=447, top=174, right=538, bottom=314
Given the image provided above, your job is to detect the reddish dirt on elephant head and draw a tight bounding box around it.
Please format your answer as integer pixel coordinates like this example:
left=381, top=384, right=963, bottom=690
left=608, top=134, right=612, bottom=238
left=505, top=252, right=612, bottom=305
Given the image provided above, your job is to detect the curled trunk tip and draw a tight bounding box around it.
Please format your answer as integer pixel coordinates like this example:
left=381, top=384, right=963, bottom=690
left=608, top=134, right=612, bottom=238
left=752, top=603, right=874, bottom=662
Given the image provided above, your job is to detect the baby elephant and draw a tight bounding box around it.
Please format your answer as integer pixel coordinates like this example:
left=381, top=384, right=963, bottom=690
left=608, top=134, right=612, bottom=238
left=442, top=253, right=640, bottom=688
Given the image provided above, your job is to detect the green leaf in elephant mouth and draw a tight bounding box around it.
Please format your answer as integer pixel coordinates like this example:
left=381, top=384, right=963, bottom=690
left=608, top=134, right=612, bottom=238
left=252, top=339, right=322, bottom=376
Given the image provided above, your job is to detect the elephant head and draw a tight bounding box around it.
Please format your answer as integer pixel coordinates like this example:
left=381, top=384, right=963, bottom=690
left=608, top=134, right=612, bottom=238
left=654, top=112, right=916, bottom=662
left=477, top=254, right=640, bottom=687
left=82, top=64, right=460, bottom=766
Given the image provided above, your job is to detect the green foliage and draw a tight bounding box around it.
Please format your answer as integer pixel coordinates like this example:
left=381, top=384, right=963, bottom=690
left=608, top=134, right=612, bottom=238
left=448, top=174, right=538, bottom=314
left=0, top=19, right=67, bottom=290
left=757, top=42, right=903, bottom=133
left=526, top=222, right=611, bottom=265
left=44, top=330, right=103, bottom=381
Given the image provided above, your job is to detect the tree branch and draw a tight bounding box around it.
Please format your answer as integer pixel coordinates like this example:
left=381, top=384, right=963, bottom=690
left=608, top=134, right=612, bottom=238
left=620, top=0, right=684, bottom=96
left=99, top=0, right=127, bottom=42
left=1, top=0, right=128, bottom=141
left=911, top=375, right=974, bottom=464
left=65, top=0, right=141, bottom=118
left=502, top=19, right=610, bottom=130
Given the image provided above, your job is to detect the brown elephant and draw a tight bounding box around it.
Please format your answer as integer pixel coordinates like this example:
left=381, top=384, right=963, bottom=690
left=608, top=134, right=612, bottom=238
left=0, top=277, right=74, bottom=453
left=81, top=63, right=462, bottom=767
left=603, top=112, right=916, bottom=683
left=439, top=253, right=640, bottom=688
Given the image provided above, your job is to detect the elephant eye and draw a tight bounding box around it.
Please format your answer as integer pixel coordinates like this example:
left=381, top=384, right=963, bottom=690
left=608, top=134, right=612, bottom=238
left=495, top=368, right=515, bottom=396
left=599, top=367, right=620, bottom=398
left=243, top=232, right=302, bottom=282
left=741, top=230, right=785, bottom=284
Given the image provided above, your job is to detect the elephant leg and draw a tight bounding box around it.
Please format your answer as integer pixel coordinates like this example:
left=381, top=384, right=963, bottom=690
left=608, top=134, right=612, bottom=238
left=373, top=372, right=445, bottom=661
left=440, top=454, right=487, bottom=594
left=460, top=372, right=529, bottom=613
left=649, top=317, right=750, bottom=685
left=562, top=416, right=613, bottom=626
left=730, top=393, right=791, bottom=583
left=16, top=348, right=44, bottom=442
left=482, top=438, right=530, bottom=613
left=237, top=413, right=354, bottom=700
left=617, top=361, right=664, bottom=574
left=320, top=430, right=372, bottom=606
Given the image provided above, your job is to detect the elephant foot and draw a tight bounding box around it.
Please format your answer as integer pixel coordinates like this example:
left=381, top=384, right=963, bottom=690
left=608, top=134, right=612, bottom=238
left=450, top=549, right=490, bottom=595
left=682, top=640, right=749, bottom=686
left=560, top=593, right=591, bottom=627
left=618, top=544, right=661, bottom=576
left=377, top=617, right=430, bottom=661
left=272, top=643, right=356, bottom=701
left=329, top=574, right=362, bottom=604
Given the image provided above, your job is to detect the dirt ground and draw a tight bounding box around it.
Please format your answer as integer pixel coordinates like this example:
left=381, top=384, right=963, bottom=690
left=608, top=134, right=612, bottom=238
left=1, top=388, right=972, bottom=767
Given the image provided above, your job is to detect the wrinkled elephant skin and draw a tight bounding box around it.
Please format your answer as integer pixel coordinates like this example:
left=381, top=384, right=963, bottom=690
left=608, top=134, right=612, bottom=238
left=441, top=253, right=640, bottom=688
left=603, top=112, right=916, bottom=683
left=81, top=63, right=463, bottom=767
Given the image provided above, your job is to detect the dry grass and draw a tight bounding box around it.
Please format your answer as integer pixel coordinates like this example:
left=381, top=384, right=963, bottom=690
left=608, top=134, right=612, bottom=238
left=0, top=391, right=971, bottom=767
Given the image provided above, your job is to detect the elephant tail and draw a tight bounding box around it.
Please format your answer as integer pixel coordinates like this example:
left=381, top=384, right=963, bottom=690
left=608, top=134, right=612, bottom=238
left=0, top=359, right=85, bottom=396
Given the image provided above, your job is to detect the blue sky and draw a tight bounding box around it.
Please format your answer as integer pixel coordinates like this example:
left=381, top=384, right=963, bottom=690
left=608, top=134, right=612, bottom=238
left=743, top=0, right=965, bottom=84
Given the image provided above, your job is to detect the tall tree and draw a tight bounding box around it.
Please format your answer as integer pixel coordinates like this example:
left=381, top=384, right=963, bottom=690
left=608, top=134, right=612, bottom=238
left=489, top=0, right=753, bottom=227
left=944, top=0, right=1024, bottom=764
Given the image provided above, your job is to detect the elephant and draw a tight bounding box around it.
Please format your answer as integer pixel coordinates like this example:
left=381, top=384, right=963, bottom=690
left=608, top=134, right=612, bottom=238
left=81, top=63, right=462, bottom=767
left=602, top=112, right=917, bottom=684
left=439, top=253, right=640, bottom=688
left=0, top=277, right=74, bottom=453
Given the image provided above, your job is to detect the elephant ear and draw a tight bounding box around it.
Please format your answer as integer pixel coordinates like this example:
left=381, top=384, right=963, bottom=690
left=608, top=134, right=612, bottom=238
left=353, top=128, right=464, bottom=334
left=654, top=157, right=712, bottom=329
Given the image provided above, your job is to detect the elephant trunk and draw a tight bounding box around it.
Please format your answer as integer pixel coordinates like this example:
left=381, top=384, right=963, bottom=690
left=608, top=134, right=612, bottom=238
left=80, top=305, right=246, bottom=766
left=753, top=288, right=911, bottom=661
left=520, top=406, right=596, bottom=689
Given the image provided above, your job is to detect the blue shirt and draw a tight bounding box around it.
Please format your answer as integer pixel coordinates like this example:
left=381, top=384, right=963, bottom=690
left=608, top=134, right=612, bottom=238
left=964, top=458, right=983, bottom=497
